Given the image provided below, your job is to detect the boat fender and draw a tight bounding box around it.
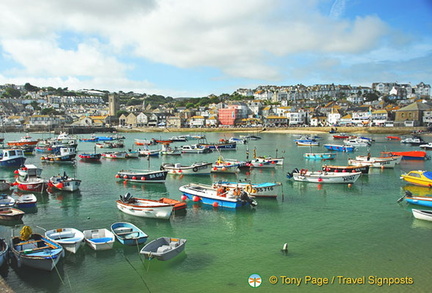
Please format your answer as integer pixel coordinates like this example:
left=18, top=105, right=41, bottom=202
left=245, top=185, right=253, bottom=193
left=192, top=167, right=198, bottom=172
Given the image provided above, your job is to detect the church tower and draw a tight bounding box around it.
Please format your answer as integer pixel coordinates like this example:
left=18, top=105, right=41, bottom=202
left=108, top=94, right=119, bottom=116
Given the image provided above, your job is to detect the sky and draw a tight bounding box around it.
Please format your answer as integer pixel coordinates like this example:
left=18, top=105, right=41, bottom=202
left=0, top=0, right=431, bottom=97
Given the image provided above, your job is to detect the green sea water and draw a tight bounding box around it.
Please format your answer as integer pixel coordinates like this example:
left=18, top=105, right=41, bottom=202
left=0, top=131, right=431, bottom=293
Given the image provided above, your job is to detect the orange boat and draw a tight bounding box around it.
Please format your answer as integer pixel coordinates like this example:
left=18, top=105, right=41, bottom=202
left=158, top=197, right=187, bottom=211
left=389, top=151, right=430, bottom=160
left=7, top=136, right=39, bottom=146
left=386, top=136, right=401, bottom=140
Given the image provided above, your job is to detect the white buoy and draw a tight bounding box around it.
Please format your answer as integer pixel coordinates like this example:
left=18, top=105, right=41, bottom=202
left=282, top=243, right=288, bottom=254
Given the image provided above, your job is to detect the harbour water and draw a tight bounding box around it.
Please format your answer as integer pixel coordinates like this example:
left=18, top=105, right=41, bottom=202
left=0, top=131, right=431, bottom=292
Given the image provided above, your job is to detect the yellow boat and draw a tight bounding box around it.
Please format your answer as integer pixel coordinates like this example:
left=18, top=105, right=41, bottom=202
left=400, top=170, right=432, bottom=187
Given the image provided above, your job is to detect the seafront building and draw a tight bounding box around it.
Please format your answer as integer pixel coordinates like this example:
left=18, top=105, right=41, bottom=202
left=0, top=82, right=431, bottom=130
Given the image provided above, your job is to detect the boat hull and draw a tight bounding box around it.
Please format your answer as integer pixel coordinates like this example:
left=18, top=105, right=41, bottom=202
left=412, top=209, right=432, bottom=221
left=289, top=170, right=361, bottom=183
left=116, top=170, right=168, bottom=183
left=405, top=196, right=432, bottom=208
left=161, top=163, right=212, bottom=175
left=140, top=237, right=186, bottom=261
left=45, top=228, right=85, bottom=254
left=83, top=229, right=115, bottom=251
left=323, top=144, right=355, bottom=152
left=116, top=198, right=173, bottom=219
left=304, top=153, right=336, bottom=160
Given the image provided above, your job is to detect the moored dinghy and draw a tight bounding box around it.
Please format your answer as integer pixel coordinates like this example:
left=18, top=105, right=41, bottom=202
left=412, top=209, right=432, bottom=222
left=161, top=162, right=212, bottom=175
left=110, top=222, right=148, bottom=246
left=287, top=168, right=361, bottom=183
left=83, top=228, right=115, bottom=251
left=10, top=226, right=64, bottom=271
left=140, top=237, right=187, bottom=261
left=45, top=227, right=85, bottom=254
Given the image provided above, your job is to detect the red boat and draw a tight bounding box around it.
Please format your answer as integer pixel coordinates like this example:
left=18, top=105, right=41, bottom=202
left=14, top=177, right=48, bottom=193
left=386, top=136, right=401, bottom=140
left=158, top=197, right=187, bottom=211
left=333, top=134, right=349, bottom=139
left=7, top=136, right=39, bottom=147
left=389, top=151, right=429, bottom=160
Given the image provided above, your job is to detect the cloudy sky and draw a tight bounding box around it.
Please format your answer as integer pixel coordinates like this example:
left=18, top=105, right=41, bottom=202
left=0, top=0, right=431, bottom=97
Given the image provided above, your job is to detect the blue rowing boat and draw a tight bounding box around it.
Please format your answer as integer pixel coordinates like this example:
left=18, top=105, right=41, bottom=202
left=111, top=222, right=148, bottom=246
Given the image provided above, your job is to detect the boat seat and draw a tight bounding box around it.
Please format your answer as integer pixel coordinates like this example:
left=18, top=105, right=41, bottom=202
left=50, top=231, right=75, bottom=239
left=90, top=237, right=112, bottom=243
left=170, top=242, right=179, bottom=248
left=114, top=227, right=133, bottom=234
left=156, top=245, right=171, bottom=253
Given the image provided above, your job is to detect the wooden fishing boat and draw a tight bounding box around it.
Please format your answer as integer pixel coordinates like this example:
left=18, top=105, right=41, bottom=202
left=322, top=164, right=370, bottom=174
left=348, top=158, right=397, bottom=169
left=179, top=183, right=257, bottom=208
left=78, top=153, right=102, bottom=161
left=83, top=228, right=115, bottom=251
left=15, top=193, right=37, bottom=209
left=303, top=153, right=336, bottom=160
left=102, top=151, right=127, bottom=159
left=138, top=149, right=160, bottom=157
left=181, top=144, right=212, bottom=153
left=199, top=140, right=236, bottom=150
left=412, top=209, right=432, bottom=222
left=15, top=177, right=48, bottom=193
left=140, top=237, right=187, bottom=261
left=343, top=138, right=371, bottom=147
left=211, top=157, right=240, bottom=174
left=286, top=168, right=361, bottom=183
left=40, top=147, right=76, bottom=163
left=388, top=151, right=429, bottom=160
left=48, top=172, right=81, bottom=192
left=161, top=162, right=212, bottom=175
left=213, top=181, right=282, bottom=198
left=7, top=136, right=39, bottom=147
left=401, top=170, right=432, bottom=187
left=0, top=149, right=26, bottom=167
left=323, top=144, right=355, bottom=152
left=45, top=227, right=85, bottom=254
left=116, top=169, right=168, bottom=183
left=110, top=222, right=148, bottom=246
left=115, top=193, right=175, bottom=219
left=10, top=226, right=64, bottom=271
left=0, top=207, right=24, bottom=221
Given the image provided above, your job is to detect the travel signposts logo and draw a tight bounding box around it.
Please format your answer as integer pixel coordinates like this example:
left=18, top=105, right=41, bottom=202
left=248, top=274, right=262, bottom=288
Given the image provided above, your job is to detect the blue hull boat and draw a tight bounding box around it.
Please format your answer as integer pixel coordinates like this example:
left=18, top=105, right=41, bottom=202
left=111, top=222, right=148, bottom=246
left=323, top=144, right=355, bottom=152
left=0, top=149, right=26, bottom=167
left=303, top=153, right=336, bottom=160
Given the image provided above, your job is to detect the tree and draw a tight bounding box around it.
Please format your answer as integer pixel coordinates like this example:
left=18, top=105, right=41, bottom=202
left=24, top=83, right=40, bottom=92
left=116, top=110, right=128, bottom=117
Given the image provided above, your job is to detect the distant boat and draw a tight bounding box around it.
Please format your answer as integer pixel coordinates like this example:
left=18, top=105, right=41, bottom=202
left=45, top=227, right=85, bottom=254
left=0, top=207, right=25, bottom=221
left=15, top=176, right=48, bottom=193
left=83, top=228, right=115, bottom=251
left=322, top=164, right=370, bottom=174
left=79, top=153, right=102, bottom=161
left=7, top=136, right=39, bottom=147
left=102, top=151, right=127, bottom=159
left=40, top=147, right=76, bottom=163
left=161, top=162, right=213, bottom=175
left=388, top=151, right=429, bottom=160
left=287, top=168, right=361, bottom=184
left=213, top=180, right=282, bottom=198
left=332, top=134, right=349, bottom=139
left=115, top=169, right=168, bottom=183
left=14, top=164, right=43, bottom=177
left=419, top=143, right=432, bottom=150
left=181, top=144, right=212, bottom=154
left=140, top=237, right=187, bottom=261
left=323, top=144, right=355, bottom=152
left=386, top=136, right=401, bottom=140
left=0, top=194, right=15, bottom=208
left=348, top=158, right=397, bottom=169
left=199, top=140, right=237, bottom=151
left=303, top=153, right=336, bottom=160
left=110, top=222, right=148, bottom=246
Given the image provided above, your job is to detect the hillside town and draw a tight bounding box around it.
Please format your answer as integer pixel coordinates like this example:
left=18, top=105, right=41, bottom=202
left=0, top=81, right=431, bottom=132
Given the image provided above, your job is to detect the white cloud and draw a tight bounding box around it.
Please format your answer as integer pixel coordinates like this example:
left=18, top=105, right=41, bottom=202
left=0, top=0, right=428, bottom=94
